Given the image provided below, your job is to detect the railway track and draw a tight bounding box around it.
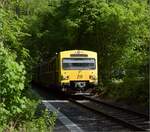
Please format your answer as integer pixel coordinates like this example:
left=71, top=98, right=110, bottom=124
left=33, top=84, right=149, bottom=131
left=69, top=95, right=149, bottom=131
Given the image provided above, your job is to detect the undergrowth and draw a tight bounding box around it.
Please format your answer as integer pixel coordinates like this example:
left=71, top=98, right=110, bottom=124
left=98, top=77, right=149, bottom=107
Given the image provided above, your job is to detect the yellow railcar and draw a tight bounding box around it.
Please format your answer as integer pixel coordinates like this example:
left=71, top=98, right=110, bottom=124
left=35, top=50, right=98, bottom=92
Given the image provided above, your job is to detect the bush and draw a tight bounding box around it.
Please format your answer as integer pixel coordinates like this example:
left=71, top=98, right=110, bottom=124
left=102, top=76, right=149, bottom=107
left=12, top=99, right=57, bottom=132
left=0, top=6, right=57, bottom=131
left=20, top=109, right=56, bottom=132
left=0, top=43, right=57, bottom=131
left=0, top=43, right=27, bottom=127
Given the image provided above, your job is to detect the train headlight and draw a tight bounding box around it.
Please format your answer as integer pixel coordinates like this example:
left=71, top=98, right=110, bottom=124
left=89, top=75, right=96, bottom=80
left=61, top=75, right=69, bottom=80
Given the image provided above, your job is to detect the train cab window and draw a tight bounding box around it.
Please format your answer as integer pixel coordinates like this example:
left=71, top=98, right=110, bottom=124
left=62, top=58, right=96, bottom=70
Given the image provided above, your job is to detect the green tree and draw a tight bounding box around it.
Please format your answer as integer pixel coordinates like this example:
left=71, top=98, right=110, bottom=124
left=0, top=43, right=27, bottom=127
left=20, top=0, right=149, bottom=105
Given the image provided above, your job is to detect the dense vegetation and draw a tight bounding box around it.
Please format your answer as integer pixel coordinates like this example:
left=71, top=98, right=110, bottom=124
left=0, top=1, right=56, bottom=131
left=24, top=0, right=149, bottom=104
left=0, top=0, right=149, bottom=130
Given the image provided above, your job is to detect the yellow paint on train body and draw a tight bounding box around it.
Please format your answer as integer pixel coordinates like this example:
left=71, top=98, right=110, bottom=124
left=59, top=50, right=98, bottom=87
left=34, top=50, right=98, bottom=90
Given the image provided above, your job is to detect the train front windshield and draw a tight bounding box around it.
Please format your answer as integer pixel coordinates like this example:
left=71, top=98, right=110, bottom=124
left=62, top=58, right=96, bottom=70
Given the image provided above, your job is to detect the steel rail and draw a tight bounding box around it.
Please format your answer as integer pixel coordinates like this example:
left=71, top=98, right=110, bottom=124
left=69, top=98, right=147, bottom=131
left=82, top=95, right=149, bottom=120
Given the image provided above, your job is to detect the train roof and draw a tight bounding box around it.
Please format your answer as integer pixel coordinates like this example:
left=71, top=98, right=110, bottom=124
left=59, top=50, right=97, bottom=54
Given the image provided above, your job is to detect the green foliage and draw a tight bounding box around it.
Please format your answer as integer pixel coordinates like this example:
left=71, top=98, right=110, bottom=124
left=20, top=109, right=56, bottom=132
left=104, top=77, right=149, bottom=106
left=0, top=0, right=149, bottom=129
left=0, top=43, right=27, bottom=126
left=0, top=8, right=30, bottom=62
left=0, top=43, right=56, bottom=130
left=0, top=1, right=57, bottom=131
left=21, top=0, right=149, bottom=107
left=26, top=0, right=149, bottom=92
left=0, top=7, right=32, bottom=87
